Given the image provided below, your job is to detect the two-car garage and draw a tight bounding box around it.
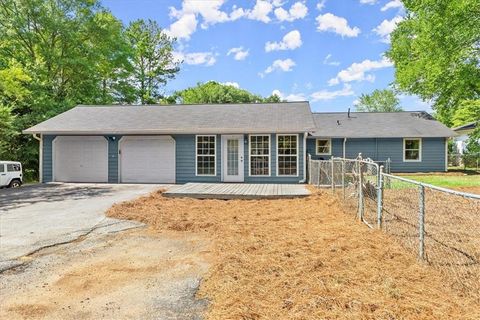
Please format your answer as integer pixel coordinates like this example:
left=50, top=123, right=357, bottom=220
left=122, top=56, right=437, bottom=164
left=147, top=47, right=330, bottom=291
left=52, top=136, right=175, bottom=183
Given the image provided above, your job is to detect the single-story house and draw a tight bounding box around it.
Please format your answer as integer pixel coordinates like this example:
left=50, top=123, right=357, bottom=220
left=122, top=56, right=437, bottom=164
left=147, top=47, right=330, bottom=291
left=307, top=111, right=456, bottom=172
left=452, top=121, right=478, bottom=154
left=24, top=102, right=314, bottom=184
left=24, top=103, right=456, bottom=184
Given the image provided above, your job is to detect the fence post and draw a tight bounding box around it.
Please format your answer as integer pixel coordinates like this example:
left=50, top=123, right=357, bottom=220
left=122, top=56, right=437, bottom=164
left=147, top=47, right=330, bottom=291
left=308, top=154, right=312, bottom=184
left=377, top=166, right=384, bottom=229
left=342, top=159, right=346, bottom=199
left=358, top=161, right=364, bottom=221
left=331, top=156, right=335, bottom=193
left=418, top=185, right=426, bottom=260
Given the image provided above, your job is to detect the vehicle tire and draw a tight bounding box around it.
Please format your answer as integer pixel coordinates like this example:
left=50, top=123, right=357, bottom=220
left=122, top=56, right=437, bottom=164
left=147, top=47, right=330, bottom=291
left=9, top=179, right=22, bottom=188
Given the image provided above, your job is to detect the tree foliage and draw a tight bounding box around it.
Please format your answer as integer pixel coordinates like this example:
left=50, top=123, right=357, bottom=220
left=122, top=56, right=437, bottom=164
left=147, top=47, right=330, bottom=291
left=164, top=81, right=282, bottom=104
left=356, top=89, right=403, bottom=112
left=0, top=0, right=179, bottom=178
left=387, top=0, right=480, bottom=125
left=125, top=19, right=180, bottom=104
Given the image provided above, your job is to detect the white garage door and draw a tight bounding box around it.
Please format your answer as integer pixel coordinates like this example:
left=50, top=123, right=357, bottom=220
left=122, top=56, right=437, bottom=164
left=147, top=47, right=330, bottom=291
left=53, top=136, right=108, bottom=183
left=120, top=136, right=175, bottom=183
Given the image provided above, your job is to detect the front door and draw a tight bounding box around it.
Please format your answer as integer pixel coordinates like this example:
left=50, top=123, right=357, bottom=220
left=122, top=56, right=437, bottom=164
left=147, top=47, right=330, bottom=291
left=222, top=135, right=244, bottom=182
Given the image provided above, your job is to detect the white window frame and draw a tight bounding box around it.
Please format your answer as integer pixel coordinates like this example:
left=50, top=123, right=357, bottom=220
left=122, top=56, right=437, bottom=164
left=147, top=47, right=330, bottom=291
left=403, top=138, right=422, bottom=162
left=196, top=135, right=217, bottom=176
left=315, top=138, right=331, bottom=156
left=249, top=134, right=271, bottom=177
left=276, top=134, right=299, bottom=177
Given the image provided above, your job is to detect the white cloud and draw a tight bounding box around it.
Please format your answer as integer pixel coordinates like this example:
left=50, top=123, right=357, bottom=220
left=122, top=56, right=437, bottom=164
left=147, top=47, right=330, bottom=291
left=310, top=84, right=354, bottom=101
left=260, top=58, right=296, bottom=77
left=227, top=47, right=249, bottom=60
left=373, top=16, right=403, bottom=43
left=166, top=13, right=198, bottom=40
left=246, top=0, right=274, bottom=23
left=328, top=57, right=393, bottom=85
left=272, top=89, right=306, bottom=101
left=316, top=13, right=361, bottom=37
left=323, top=53, right=340, bottom=66
left=265, top=30, right=302, bottom=52
left=316, top=0, right=326, bottom=11
left=169, top=0, right=230, bottom=29
left=360, top=0, right=377, bottom=4
left=381, top=0, right=403, bottom=11
left=222, top=81, right=240, bottom=88
left=274, top=2, right=308, bottom=22
left=173, top=51, right=217, bottom=66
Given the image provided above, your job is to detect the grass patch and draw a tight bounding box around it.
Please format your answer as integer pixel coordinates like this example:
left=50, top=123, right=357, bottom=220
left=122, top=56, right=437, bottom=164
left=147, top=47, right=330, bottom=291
left=397, top=175, right=480, bottom=188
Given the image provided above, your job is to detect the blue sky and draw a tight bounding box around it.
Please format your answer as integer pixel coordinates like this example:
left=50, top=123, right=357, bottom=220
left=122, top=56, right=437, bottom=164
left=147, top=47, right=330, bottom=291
left=102, top=0, right=429, bottom=112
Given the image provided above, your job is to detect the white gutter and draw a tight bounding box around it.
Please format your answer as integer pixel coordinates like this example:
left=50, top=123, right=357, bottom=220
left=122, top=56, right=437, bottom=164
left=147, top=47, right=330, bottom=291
left=33, top=134, right=42, bottom=183
left=300, top=132, right=307, bottom=183
left=343, top=138, right=347, bottom=158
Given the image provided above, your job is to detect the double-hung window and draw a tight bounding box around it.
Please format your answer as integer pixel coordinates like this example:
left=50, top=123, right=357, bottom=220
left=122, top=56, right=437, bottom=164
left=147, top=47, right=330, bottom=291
left=403, top=138, right=422, bottom=162
left=277, top=134, right=298, bottom=176
left=250, top=135, right=270, bottom=176
left=316, top=139, right=331, bottom=155
left=196, top=135, right=216, bottom=175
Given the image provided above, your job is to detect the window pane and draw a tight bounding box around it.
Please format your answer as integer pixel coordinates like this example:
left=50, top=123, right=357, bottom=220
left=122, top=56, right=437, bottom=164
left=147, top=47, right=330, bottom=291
left=196, top=136, right=216, bottom=175
left=405, top=150, right=419, bottom=160
left=250, top=135, right=269, bottom=175
left=317, top=139, right=330, bottom=154
left=405, top=139, right=419, bottom=149
left=7, top=164, right=20, bottom=172
left=0, top=164, right=4, bottom=172
left=278, top=135, right=297, bottom=175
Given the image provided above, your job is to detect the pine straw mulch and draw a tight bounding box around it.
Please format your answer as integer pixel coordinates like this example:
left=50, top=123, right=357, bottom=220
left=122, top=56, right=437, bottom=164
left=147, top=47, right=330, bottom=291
left=106, top=188, right=479, bottom=320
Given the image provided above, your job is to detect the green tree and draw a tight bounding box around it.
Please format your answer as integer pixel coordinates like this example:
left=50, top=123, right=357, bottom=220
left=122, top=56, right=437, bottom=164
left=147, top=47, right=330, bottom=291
left=356, top=89, right=403, bottom=112
left=452, top=100, right=480, bottom=127
left=165, top=81, right=282, bottom=104
left=0, top=0, right=149, bottom=177
left=125, top=19, right=180, bottom=104
left=387, top=0, right=480, bottom=125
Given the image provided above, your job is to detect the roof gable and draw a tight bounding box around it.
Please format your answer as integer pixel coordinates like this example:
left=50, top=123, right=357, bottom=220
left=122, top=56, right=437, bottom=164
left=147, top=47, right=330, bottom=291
left=24, top=102, right=315, bottom=134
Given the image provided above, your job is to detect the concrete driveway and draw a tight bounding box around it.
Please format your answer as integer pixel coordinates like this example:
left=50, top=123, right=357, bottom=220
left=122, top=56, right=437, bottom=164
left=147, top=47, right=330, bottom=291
left=0, top=183, right=167, bottom=270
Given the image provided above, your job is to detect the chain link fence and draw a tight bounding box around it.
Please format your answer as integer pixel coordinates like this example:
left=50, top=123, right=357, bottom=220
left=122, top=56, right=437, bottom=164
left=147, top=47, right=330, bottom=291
left=308, top=155, right=480, bottom=298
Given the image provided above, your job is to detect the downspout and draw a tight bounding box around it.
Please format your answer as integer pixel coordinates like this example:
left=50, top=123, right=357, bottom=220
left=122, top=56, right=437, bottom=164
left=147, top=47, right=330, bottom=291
left=33, top=134, right=43, bottom=183
left=300, top=132, right=308, bottom=183
left=343, top=138, right=347, bottom=158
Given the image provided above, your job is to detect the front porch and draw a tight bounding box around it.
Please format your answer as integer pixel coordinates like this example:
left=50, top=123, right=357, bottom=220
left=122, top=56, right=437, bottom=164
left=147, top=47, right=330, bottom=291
left=164, top=183, right=310, bottom=200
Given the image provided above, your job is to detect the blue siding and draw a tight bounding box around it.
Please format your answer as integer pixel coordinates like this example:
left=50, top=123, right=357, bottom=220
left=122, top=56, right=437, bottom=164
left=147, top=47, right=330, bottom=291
left=42, top=135, right=55, bottom=182
left=307, top=137, right=446, bottom=172
left=307, top=138, right=343, bottom=160
left=174, top=133, right=305, bottom=184
left=106, top=136, right=120, bottom=183
left=174, top=134, right=222, bottom=184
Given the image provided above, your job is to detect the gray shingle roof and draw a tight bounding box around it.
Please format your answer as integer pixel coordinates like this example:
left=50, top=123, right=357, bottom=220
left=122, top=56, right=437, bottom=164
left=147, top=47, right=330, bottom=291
left=452, top=121, right=477, bottom=132
left=310, top=112, right=456, bottom=138
left=24, top=102, right=315, bottom=134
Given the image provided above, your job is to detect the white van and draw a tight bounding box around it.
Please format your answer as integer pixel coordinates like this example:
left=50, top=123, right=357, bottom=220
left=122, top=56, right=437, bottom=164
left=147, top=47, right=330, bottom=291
left=0, top=161, right=23, bottom=188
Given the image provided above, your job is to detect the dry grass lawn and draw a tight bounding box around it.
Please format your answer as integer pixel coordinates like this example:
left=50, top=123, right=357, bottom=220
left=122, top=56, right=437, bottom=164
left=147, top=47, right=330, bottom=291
left=107, top=188, right=479, bottom=320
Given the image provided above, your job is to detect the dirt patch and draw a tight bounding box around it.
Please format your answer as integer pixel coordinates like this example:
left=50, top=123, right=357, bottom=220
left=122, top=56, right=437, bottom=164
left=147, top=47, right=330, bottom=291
left=0, top=229, right=210, bottom=320
left=107, top=189, right=480, bottom=320
left=452, top=186, right=480, bottom=194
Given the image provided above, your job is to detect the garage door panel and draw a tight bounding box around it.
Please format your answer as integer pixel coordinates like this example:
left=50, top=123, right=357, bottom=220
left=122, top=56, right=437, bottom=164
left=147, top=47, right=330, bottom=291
left=54, top=136, right=108, bottom=183
left=120, top=136, right=175, bottom=183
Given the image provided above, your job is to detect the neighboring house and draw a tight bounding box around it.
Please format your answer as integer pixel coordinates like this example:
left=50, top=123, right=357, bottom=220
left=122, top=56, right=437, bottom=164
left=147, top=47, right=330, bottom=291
left=24, top=103, right=456, bottom=184
left=452, top=121, right=478, bottom=154
left=24, top=103, right=314, bottom=184
left=307, top=111, right=455, bottom=172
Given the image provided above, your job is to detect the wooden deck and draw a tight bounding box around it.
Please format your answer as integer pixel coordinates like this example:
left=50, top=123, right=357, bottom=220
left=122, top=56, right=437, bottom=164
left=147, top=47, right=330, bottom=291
left=164, top=183, right=310, bottom=200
